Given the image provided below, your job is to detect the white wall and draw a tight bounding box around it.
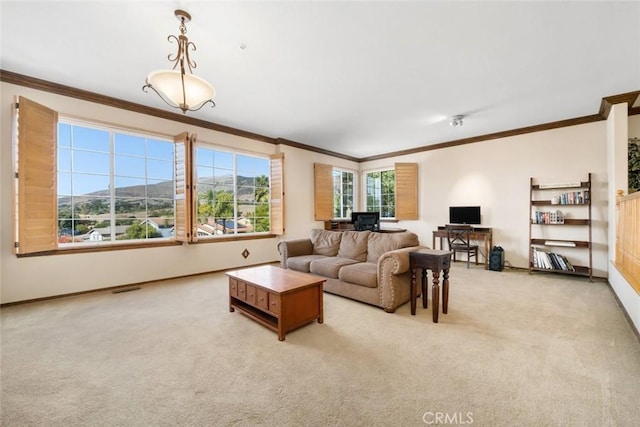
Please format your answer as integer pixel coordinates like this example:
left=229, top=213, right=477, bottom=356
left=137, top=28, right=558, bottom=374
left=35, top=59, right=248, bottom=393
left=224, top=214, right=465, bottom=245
left=361, top=122, right=609, bottom=275
left=0, top=81, right=632, bottom=307
left=607, top=104, right=628, bottom=252
left=277, top=145, right=358, bottom=240
left=607, top=110, right=640, bottom=332
left=0, top=83, right=281, bottom=303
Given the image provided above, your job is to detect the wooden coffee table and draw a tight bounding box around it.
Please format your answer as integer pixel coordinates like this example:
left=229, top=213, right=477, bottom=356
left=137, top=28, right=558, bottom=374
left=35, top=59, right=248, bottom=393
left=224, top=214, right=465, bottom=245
left=227, top=265, right=325, bottom=341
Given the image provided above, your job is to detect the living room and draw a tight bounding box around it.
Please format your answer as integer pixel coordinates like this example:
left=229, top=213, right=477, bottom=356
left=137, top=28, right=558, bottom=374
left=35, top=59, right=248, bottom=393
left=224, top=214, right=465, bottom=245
left=1, top=1, right=640, bottom=425
left=3, top=83, right=638, bottom=303
left=1, top=2, right=638, bottom=305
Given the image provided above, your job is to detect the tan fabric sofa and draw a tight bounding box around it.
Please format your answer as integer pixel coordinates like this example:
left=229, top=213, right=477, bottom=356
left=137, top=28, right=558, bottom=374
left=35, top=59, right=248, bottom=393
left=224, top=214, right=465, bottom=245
left=277, top=229, right=424, bottom=312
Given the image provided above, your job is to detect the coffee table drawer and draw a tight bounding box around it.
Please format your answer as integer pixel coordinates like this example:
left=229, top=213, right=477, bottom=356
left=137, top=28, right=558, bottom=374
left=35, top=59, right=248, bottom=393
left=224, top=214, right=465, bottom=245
left=237, top=281, right=246, bottom=301
left=268, top=293, right=281, bottom=315
left=245, top=284, right=257, bottom=305
left=256, top=288, right=269, bottom=311
left=229, top=278, right=238, bottom=297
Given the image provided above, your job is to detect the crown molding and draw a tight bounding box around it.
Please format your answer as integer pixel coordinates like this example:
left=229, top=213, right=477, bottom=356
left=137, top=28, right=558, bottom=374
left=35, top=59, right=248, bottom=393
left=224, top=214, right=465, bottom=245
left=359, top=114, right=603, bottom=162
left=599, top=90, right=640, bottom=119
left=275, top=138, right=360, bottom=162
left=2, top=69, right=637, bottom=163
left=0, top=69, right=277, bottom=145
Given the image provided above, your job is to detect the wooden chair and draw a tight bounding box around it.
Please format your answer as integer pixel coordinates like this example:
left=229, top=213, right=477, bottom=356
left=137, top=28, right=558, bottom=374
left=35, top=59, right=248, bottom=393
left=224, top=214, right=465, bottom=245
left=446, top=224, right=478, bottom=268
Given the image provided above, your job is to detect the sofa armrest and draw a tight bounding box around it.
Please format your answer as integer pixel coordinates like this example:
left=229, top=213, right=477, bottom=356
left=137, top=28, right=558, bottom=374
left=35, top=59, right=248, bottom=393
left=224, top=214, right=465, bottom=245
left=377, top=245, right=430, bottom=312
left=277, top=239, right=314, bottom=268
left=378, top=245, right=428, bottom=275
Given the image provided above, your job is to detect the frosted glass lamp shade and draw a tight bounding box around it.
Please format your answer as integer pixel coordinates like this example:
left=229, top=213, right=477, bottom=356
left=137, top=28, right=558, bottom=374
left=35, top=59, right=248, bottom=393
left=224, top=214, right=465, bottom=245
left=146, top=70, right=215, bottom=111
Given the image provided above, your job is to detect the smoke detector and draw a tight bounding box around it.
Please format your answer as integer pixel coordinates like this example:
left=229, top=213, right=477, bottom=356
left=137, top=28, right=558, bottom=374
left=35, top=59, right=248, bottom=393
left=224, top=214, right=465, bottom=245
left=450, top=115, right=464, bottom=127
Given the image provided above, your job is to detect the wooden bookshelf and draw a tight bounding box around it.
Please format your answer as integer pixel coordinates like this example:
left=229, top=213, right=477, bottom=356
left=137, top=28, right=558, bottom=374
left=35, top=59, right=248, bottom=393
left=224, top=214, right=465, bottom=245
left=528, top=173, right=592, bottom=281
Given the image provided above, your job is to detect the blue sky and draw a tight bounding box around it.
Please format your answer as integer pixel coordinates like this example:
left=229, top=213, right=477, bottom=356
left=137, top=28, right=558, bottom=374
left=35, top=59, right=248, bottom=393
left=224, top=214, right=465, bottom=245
left=58, top=123, right=269, bottom=197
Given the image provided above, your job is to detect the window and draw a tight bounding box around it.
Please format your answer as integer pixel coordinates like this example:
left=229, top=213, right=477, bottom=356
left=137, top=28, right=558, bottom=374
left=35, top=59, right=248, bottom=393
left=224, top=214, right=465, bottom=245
left=195, top=145, right=270, bottom=236
left=333, top=169, right=354, bottom=219
left=13, top=97, right=284, bottom=255
left=365, top=169, right=396, bottom=218
left=314, top=163, right=356, bottom=220
left=57, top=121, right=175, bottom=245
left=364, top=163, right=418, bottom=220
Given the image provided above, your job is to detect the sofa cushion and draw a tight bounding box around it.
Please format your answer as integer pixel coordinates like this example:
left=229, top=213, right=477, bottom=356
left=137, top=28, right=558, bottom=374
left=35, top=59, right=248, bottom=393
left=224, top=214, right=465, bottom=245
left=366, top=231, right=420, bottom=263
left=310, top=257, right=360, bottom=279
left=337, top=230, right=371, bottom=261
left=310, top=229, right=342, bottom=256
left=338, top=262, right=378, bottom=288
left=287, top=255, right=328, bottom=273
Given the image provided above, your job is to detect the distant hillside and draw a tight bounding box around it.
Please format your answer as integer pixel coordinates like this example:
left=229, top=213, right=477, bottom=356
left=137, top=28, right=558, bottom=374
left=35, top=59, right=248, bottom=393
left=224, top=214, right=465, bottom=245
left=58, top=174, right=267, bottom=206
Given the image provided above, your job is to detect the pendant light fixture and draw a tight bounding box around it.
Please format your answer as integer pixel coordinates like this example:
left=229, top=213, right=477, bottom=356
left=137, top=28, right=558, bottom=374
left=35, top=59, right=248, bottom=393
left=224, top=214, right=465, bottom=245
left=143, top=9, right=215, bottom=113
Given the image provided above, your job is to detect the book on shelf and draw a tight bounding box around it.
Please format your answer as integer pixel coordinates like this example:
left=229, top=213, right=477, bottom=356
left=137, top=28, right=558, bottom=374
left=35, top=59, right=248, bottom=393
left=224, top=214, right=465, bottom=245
left=558, top=190, right=589, bottom=204
left=555, top=254, right=568, bottom=270
left=563, top=256, right=575, bottom=271
left=531, top=248, right=575, bottom=272
left=533, top=210, right=564, bottom=224
left=548, top=252, right=560, bottom=269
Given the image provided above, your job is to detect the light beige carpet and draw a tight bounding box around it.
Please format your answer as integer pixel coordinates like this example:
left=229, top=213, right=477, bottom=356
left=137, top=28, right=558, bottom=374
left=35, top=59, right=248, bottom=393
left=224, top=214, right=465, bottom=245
left=2, top=264, right=639, bottom=426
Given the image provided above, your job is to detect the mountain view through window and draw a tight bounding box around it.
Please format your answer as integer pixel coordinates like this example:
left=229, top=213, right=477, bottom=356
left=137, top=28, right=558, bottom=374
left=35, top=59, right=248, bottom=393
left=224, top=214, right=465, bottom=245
left=57, top=122, right=270, bottom=245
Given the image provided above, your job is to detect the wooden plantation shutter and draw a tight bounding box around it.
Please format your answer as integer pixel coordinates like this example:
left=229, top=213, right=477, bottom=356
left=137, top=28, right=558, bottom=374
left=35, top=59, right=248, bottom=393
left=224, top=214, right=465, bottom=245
left=314, top=163, right=333, bottom=221
left=14, top=97, right=58, bottom=254
left=188, top=133, right=198, bottom=240
left=173, top=132, right=195, bottom=243
left=395, top=162, right=418, bottom=220
left=270, top=153, right=285, bottom=235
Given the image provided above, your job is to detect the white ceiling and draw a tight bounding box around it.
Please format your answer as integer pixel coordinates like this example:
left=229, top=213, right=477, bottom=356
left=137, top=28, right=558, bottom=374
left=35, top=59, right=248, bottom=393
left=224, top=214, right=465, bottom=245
left=2, top=1, right=639, bottom=158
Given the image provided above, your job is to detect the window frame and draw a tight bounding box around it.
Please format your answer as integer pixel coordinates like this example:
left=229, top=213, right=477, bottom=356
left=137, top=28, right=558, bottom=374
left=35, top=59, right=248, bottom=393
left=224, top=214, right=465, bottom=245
left=193, top=140, right=273, bottom=239
left=332, top=167, right=356, bottom=220
left=13, top=97, right=282, bottom=257
left=56, top=117, right=177, bottom=248
left=363, top=167, right=397, bottom=219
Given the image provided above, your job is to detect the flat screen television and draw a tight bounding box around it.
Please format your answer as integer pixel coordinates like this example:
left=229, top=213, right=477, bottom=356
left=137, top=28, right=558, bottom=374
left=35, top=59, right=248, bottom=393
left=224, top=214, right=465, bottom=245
left=449, top=206, right=481, bottom=225
left=351, top=211, right=380, bottom=231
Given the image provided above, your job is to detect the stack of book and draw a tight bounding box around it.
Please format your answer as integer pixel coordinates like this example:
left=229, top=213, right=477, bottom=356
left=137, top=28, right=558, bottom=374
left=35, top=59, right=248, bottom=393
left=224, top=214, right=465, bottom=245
left=531, top=248, right=575, bottom=271
left=533, top=210, right=564, bottom=224
left=558, top=190, right=589, bottom=204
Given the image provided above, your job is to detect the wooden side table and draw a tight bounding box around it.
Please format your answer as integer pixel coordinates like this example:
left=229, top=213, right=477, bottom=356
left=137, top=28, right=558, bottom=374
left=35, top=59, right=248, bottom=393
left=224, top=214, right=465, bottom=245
left=409, top=249, right=453, bottom=323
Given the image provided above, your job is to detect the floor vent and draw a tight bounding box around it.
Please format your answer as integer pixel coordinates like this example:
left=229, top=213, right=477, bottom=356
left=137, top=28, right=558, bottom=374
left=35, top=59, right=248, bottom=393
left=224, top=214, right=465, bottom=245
left=112, top=286, right=141, bottom=294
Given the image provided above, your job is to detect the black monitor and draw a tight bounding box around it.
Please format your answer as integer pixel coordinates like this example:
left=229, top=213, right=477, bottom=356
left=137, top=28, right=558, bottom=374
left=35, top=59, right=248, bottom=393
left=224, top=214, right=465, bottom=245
left=449, top=206, right=481, bottom=225
left=351, top=211, right=380, bottom=231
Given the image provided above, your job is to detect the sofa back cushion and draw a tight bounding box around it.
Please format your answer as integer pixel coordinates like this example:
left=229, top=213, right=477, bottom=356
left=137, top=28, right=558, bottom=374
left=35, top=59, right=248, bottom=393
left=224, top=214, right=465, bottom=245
left=366, top=231, right=420, bottom=263
left=310, top=229, right=342, bottom=256
left=337, top=230, right=371, bottom=261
